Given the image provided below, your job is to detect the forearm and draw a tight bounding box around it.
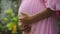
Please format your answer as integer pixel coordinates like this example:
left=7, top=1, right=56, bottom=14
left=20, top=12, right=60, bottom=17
left=31, top=8, right=56, bottom=24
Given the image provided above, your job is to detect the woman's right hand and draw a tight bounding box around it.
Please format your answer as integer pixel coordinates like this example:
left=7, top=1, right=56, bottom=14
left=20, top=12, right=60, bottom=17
left=18, top=12, right=31, bottom=32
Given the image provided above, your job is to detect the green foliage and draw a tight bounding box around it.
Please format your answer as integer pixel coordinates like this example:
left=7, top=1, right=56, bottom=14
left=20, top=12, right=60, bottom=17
left=4, top=18, right=8, bottom=22
left=6, top=22, right=14, bottom=30
left=7, top=9, right=12, bottom=14
left=2, top=8, right=18, bottom=34
left=0, top=0, right=21, bottom=34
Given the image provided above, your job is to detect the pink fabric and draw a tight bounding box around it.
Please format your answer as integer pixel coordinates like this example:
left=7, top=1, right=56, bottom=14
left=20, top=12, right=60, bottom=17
left=18, top=0, right=59, bottom=34
left=56, top=0, right=60, bottom=10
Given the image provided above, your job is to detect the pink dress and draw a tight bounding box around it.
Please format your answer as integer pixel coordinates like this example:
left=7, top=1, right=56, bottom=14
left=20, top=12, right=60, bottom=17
left=18, top=0, right=59, bottom=34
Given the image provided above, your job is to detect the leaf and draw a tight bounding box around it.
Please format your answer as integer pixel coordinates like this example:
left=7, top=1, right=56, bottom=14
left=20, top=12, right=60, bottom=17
left=3, top=17, right=8, bottom=22
left=7, top=9, right=13, bottom=15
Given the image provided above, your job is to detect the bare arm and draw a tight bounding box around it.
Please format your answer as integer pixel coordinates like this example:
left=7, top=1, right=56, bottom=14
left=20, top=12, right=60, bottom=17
left=19, top=8, right=56, bottom=24
left=30, top=8, right=56, bottom=24
left=19, top=8, right=56, bottom=32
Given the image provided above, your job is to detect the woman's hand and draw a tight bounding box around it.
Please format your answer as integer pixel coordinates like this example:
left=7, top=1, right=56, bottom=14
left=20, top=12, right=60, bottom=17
left=20, top=13, right=32, bottom=25
left=19, top=13, right=32, bottom=32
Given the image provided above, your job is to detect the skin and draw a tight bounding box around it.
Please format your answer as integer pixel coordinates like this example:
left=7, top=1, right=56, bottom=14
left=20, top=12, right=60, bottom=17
left=18, top=8, right=56, bottom=33
left=20, top=8, right=56, bottom=24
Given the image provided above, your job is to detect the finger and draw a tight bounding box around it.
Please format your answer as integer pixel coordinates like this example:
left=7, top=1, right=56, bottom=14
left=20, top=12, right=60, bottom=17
left=19, top=16, right=26, bottom=21
left=18, top=14, right=25, bottom=21
left=18, top=18, right=24, bottom=23
left=21, top=13, right=29, bottom=17
left=20, top=19, right=25, bottom=23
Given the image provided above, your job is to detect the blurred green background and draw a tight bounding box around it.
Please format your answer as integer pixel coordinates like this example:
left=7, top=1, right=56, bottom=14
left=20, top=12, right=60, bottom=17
left=0, top=0, right=22, bottom=34
left=0, top=0, right=60, bottom=34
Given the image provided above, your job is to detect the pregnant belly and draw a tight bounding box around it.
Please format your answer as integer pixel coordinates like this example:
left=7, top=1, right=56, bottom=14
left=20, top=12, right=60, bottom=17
left=19, top=0, right=45, bottom=16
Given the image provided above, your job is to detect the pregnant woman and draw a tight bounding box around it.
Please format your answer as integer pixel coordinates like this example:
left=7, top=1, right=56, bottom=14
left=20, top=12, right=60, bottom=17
left=18, top=0, right=59, bottom=34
